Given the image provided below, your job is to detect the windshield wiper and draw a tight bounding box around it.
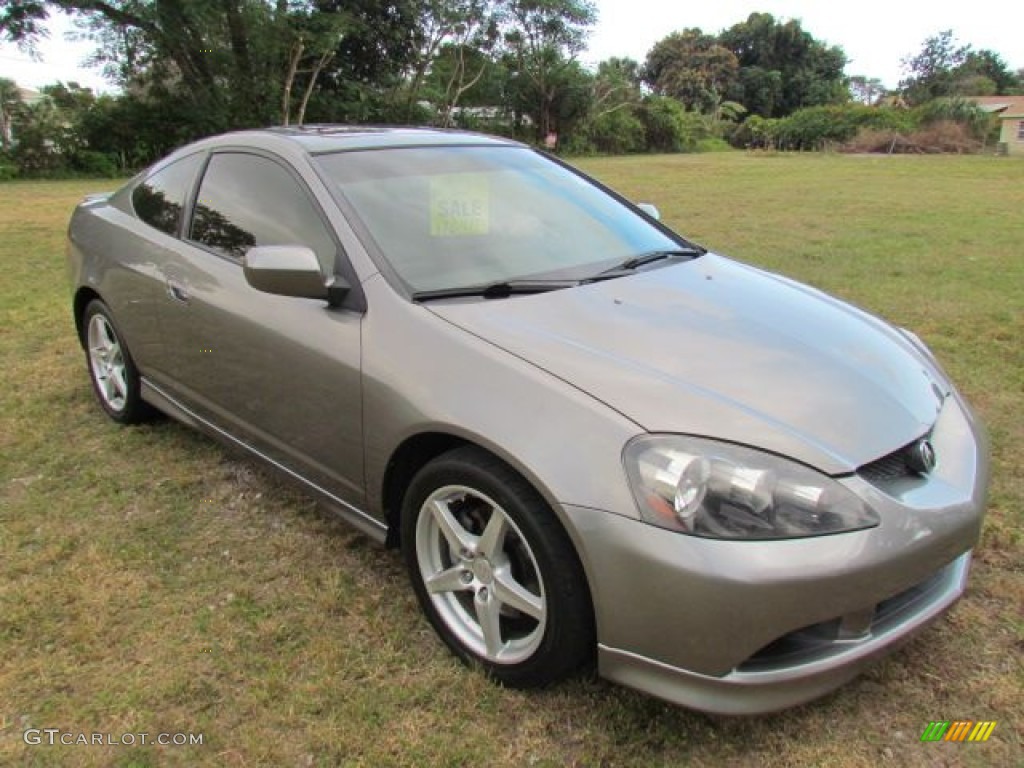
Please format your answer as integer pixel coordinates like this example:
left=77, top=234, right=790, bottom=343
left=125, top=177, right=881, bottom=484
left=594, top=247, right=703, bottom=277
left=412, top=279, right=580, bottom=302
left=412, top=248, right=704, bottom=301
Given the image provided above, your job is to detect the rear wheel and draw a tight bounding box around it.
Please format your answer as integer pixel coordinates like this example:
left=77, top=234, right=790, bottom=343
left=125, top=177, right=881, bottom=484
left=401, top=447, right=593, bottom=688
left=83, top=299, right=152, bottom=424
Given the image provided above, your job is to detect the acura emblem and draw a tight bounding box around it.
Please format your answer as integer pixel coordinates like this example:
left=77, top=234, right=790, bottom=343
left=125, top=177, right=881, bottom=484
left=906, top=438, right=937, bottom=475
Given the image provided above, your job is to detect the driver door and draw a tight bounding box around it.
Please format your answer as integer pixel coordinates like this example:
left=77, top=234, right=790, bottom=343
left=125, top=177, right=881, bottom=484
left=156, top=150, right=365, bottom=507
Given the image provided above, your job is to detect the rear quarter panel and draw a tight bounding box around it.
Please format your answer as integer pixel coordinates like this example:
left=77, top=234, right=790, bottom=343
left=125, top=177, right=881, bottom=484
left=68, top=197, right=174, bottom=375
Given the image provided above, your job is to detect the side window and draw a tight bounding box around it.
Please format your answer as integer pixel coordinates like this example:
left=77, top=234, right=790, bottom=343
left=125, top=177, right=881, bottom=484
left=131, top=153, right=204, bottom=236
left=190, top=153, right=337, bottom=272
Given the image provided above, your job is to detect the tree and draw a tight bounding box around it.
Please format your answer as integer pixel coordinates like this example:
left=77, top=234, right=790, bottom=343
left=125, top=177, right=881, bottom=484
left=6, top=1, right=425, bottom=133
left=590, top=56, right=641, bottom=117
left=718, top=13, right=847, bottom=117
left=0, top=0, right=49, bottom=51
left=426, top=42, right=506, bottom=114
left=434, top=42, right=496, bottom=126
left=281, top=9, right=348, bottom=126
left=7, top=94, right=74, bottom=172
left=36, top=1, right=281, bottom=128
left=0, top=77, right=21, bottom=150
left=957, top=50, right=1018, bottom=95
left=730, top=66, right=782, bottom=118
left=78, top=91, right=196, bottom=168
left=848, top=75, right=885, bottom=105
left=709, top=97, right=745, bottom=122
left=644, top=29, right=738, bottom=113
left=40, top=80, right=95, bottom=112
left=901, top=32, right=1020, bottom=103
left=413, top=0, right=504, bottom=126
left=568, top=57, right=643, bottom=153
left=899, top=30, right=969, bottom=104
left=393, top=0, right=500, bottom=121
left=502, top=0, right=597, bottom=140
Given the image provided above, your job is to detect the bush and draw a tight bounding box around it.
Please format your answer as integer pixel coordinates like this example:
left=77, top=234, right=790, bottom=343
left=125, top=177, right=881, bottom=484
left=842, top=129, right=905, bottom=154
left=760, top=100, right=993, bottom=154
left=558, top=131, right=596, bottom=156
left=0, top=163, right=16, bottom=181
left=729, top=114, right=780, bottom=148
left=695, top=137, right=733, bottom=152
left=843, top=121, right=982, bottom=154
left=639, top=96, right=708, bottom=153
left=907, top=121, right=982, bottom=153
left=730, top=105, right=914, bottom=150
left=585, top=109, right=646, bottom=155
left=912, top=98, right=995, bottom=140
left=775, top=105, right=914, bottom=150
left=71, top=150, right=119, bottom=177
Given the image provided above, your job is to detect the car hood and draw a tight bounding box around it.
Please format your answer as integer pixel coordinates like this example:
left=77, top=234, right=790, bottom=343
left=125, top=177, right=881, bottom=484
left=426, top=254, right=949, bottom=475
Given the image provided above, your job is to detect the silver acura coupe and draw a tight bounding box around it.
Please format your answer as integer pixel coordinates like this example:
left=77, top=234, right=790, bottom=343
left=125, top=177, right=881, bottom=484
left=67, top=126, right=989, bottom=714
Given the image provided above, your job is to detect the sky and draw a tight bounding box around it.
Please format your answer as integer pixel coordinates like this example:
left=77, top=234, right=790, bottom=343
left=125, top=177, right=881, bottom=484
left=1, top=2, right=1021, bottom=94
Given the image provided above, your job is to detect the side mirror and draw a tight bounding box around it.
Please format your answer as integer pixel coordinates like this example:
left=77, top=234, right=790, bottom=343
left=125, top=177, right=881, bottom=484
left=637, top=203, right=661, bottom=221
left=243, top=245, right=349, bottom=304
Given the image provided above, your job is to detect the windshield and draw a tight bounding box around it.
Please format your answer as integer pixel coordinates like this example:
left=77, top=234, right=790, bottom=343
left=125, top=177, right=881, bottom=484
left=315, top=146, right=684, bottom=293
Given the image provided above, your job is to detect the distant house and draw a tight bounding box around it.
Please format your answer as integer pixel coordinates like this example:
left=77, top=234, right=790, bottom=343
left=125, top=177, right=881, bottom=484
left=17, top=85, right=44, bottom=105
left=1, top=84, right=45, bottom=148
left=970, top=96, right=1024, bottom=156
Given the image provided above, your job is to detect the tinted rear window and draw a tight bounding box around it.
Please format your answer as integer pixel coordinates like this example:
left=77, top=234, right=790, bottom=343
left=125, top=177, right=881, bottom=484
left=131, top=153, right=204, bottom=236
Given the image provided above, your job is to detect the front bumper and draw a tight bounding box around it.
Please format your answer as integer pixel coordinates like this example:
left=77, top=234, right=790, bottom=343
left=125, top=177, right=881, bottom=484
left=597, top=553, right=970, bottom=714
left=564, top=395, right=988, bottom=714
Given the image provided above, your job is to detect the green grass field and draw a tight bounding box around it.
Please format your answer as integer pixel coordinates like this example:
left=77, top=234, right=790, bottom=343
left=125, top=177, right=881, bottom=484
left=1, top=153, right=1021, bottom=767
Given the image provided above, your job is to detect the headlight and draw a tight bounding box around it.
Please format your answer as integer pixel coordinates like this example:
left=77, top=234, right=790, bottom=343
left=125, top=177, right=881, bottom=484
left=623, top=436, right=879, bottom=540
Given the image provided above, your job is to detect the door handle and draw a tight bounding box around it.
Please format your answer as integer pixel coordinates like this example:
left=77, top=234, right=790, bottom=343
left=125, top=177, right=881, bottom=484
left=166, top=279, right=190, bottom=304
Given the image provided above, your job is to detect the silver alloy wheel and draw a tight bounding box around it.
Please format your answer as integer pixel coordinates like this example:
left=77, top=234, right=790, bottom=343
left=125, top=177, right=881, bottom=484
left=415, top=484, right=547, bottom=665
left=87, top=313, right=128, bottom=412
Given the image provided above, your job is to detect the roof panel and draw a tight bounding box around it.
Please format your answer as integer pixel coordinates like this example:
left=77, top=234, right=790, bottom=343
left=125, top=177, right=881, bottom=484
left=264, top=125, right=520, bottom=153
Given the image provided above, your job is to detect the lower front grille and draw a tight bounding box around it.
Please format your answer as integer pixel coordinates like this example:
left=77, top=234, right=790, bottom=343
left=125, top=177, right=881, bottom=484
left=737, top=560, right=958, bottom=673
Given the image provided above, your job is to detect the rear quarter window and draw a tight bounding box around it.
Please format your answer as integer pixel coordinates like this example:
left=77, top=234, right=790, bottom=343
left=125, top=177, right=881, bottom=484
left=131, top=153, right=205, bottom=237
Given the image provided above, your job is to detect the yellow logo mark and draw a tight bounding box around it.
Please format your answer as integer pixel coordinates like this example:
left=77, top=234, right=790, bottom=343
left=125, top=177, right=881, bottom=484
left=965, top=721, right=997, bottom=742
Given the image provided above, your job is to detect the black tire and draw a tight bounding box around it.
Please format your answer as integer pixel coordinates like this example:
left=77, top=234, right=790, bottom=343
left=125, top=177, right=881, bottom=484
left=82, top=299, right=153, bottom=424
left=401, top=446, right=594, bottom=688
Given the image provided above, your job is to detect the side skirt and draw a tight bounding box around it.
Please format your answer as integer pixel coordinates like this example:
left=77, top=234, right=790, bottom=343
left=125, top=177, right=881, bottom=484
left=140, top=377, right=388, bottom=544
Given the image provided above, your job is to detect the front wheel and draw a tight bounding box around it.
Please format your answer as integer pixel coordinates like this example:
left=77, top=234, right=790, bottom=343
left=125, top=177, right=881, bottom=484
left=401, top=447, right=593, bottom=688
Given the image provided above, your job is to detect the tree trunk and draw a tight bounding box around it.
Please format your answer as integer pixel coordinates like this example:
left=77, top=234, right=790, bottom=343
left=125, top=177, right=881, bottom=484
left=222, top=0, right=256, bottom=119
left=0, top=108, right=9, bottom=151
left=282, top=40, right=304, bottom=126
left=296, top=51, right=334, bottom=127
left=442, top=48, right=487, bottom=128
